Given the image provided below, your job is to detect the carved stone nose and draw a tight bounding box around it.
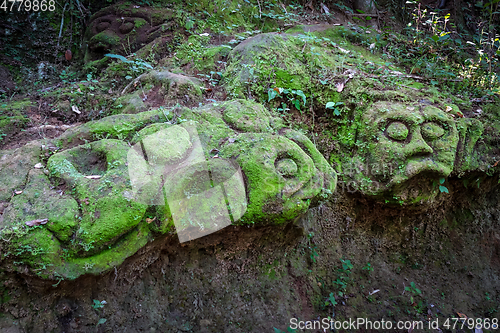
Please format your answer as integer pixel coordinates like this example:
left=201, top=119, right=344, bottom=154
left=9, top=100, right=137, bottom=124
left=405, top=128, right=433, bottom=156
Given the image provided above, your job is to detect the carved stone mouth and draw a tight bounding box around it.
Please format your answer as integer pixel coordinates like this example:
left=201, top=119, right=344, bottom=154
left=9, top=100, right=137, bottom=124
left=89, top=43, right=111, bottom=59
left=386, top=159, right=448, bottom=190
left=385, top=170, right=445, bottom=205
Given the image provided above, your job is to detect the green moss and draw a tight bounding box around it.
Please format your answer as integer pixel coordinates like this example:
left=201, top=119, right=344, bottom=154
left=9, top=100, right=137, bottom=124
left=0, top=98, right=31, bottom=138
left=135, top=18, right=147, bottom=28
left=113, top=91, right=147, bottom=114
left=47, top=139, right=148, bottom=254
left=0, top=141, right=41, bottom=201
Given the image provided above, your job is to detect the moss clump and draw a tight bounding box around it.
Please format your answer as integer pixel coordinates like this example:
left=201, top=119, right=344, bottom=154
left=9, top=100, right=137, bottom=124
left=0, top=99, right=31, bottom=139
left=47, top=139, right=148, bottom=254
left=223, top=27, right=383, bottom=109
left=0, top=141, right=41, bottom=201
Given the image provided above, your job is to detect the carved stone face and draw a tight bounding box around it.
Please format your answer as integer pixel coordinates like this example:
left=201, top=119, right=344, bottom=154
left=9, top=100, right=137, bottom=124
left=84, top=4, right=172, bottom=62
left=350, top=101, right=458, bottom=205
left=220, top=130, right=335, bottom=224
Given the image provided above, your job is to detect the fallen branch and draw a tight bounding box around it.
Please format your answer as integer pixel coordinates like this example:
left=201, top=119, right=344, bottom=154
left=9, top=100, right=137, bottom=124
left=121, top=73, right=147, bottom=95
left=24, top=124, right=75, bottom=134
left=57, top=2, right=69, bottom=48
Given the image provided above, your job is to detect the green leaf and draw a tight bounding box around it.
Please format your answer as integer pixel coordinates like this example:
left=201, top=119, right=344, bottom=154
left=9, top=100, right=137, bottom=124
left=294, top=90, right=307, bottom=105
left=325, top=102, right=335, bottom=109
left=292, top=99, right=301, bottom=110
left=105, top=53, right=132, bottom=63
left=439, top=177, right=445, bottom=184
left=98, top=318, right=107, bottom=325
left=431, top=35, right=439, bottom=42
left=439, top=185, right=449, bottom=193
left=268, top=89, right=278, bottom=102
left=328, top=292, right=337, bottom=306
left=334, top=109, right=341, bottom=116
left=319, top=79, right=328, bottom=85
left=185, top=19, right=194, bottom=30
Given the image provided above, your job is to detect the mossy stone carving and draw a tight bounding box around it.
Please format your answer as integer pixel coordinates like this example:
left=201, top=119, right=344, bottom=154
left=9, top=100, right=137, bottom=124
left=0, top=99, right=335, bottom=280
left=84, top=4, right=173, bottom=62
left=348, top=101, right=459, bottom=206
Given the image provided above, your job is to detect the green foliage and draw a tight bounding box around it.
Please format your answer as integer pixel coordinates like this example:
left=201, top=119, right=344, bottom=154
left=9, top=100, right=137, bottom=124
left=438, top=177, right=449, bottom=193
left=92, top=299, right=106, bottom=310
left=325, top=101, right=344, bottom=116
left=362, top=262, right=374, bottom=273
left=268, top=88, right=307, bottom=113
left=324, top=292, right=337, bottom=307
left=333, top=258, right=353, bottom=297
left=104, top=53, right=153, bottom=77
left=393, top=0, right=500, bottom=97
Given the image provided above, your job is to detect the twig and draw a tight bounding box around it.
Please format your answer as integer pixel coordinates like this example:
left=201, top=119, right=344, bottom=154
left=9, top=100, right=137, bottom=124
left=350, top=13, right=379, bottom=17
left=73, top=0, right=86, bottom=19
left=256, top=0, right=262, bottom=18
left=57, top=2, right=69, bottom=48
left=25, top=124, right=75, bottom=134
left=121, top=73, right=147, bottom=95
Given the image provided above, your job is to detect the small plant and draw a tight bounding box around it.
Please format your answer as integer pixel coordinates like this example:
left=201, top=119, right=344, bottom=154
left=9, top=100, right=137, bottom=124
left=405, top=281, right=422, bottom=305
left=96, top=318, right=107, bottom=330
left=268, top=87, right=307, bottom=113
left=362, top=262, right=374, bottom=273
left=326, top=101, right=344, bottom=116
left=324, top=292, right=338, bottom=317
left=438, top=177, right=449, bottom=193
left=306, top=233, right=319, bottom=264
left=333, top=258, right=354, bottom=297
left=105, top=53, right=153, bottom=80
left=92, top=299, right=107, bottom=310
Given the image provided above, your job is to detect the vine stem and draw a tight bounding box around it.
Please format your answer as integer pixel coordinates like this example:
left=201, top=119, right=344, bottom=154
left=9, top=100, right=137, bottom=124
left=57, top=2, right=69, bottom=48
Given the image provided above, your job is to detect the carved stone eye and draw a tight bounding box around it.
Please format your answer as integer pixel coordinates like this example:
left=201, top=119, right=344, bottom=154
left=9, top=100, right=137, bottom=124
left=421, top=122, right=445, bottom=141
left=275, top=158, right=298, bottom=178
left=96, top=21, right=111, bottom=33
left=119, top=22, right=135, bottom=34
left=386, top=121, right=409, bottom=141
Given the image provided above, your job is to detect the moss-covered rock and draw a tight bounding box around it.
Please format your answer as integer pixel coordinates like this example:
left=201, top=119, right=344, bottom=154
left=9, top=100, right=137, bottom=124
left=223, top=25, right=381, bottom=107
left=346, top=101, right=459, bottom=206
left=83, top=3, right=173, bottom=63
left=47, top=139, right=148, bottom=254
left=0, top=99, right=335, bottom=280
left=0, top=99, right=30, bottom=140
left=114, top=70, right=203, bottom=113
left=1, top=169, right=79, bottom=242
left=0, top=141, right=41, bottom=201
